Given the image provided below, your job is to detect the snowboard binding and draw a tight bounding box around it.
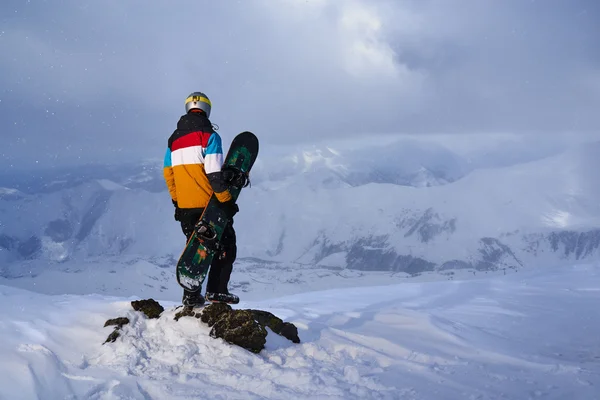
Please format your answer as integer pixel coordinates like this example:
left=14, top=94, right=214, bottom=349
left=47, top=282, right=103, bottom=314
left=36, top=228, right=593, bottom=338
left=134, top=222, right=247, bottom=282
left=223, top=167, right=250, bottom=189
left=195, top=221, right=217, bottom=240
left=194, top=221, right=219, bottom=252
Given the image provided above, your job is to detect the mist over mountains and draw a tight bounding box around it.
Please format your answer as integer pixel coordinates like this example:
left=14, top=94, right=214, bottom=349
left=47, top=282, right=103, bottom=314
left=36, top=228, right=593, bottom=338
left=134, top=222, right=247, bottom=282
left=1, top=135, right=600, bottom=286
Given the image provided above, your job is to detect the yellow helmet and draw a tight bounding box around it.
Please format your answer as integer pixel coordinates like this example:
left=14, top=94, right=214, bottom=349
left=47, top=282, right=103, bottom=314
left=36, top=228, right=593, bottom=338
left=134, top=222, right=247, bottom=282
left=185, top=92, right=212, bottom=117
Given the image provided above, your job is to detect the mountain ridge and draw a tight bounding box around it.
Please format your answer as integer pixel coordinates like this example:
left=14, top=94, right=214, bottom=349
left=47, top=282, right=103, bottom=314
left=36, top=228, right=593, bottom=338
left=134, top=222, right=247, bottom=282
left=1, top=139, right=600, bottom=280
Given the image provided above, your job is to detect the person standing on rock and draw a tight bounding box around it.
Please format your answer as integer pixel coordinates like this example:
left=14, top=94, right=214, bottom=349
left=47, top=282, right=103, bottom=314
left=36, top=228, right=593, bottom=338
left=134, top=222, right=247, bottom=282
left=163, top=92, right=240, bottom=306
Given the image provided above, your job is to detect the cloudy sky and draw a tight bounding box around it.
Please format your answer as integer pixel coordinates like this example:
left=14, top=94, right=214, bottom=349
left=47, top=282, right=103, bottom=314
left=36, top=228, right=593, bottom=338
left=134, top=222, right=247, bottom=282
left=1, top=0, right=599, bottom=168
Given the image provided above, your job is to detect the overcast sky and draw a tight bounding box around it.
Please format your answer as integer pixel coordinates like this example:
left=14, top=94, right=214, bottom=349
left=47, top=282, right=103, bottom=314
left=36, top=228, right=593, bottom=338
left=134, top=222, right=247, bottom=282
left=1, top=0, right=599, bottom=168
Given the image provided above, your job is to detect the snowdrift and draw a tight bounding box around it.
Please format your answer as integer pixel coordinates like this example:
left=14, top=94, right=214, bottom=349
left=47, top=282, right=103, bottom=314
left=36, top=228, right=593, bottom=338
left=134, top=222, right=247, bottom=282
left=0, top=264, right=598, bottom=399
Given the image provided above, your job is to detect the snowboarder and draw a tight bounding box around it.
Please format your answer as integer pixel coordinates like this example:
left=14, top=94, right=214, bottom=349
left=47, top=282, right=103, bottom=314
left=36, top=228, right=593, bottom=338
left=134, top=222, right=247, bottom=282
left=163, top=92, right=240, bottom=306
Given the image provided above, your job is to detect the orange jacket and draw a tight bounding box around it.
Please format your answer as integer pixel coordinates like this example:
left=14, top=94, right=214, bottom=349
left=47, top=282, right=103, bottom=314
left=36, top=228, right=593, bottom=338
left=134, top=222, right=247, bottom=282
left=163, top=111, right=231, bottom=209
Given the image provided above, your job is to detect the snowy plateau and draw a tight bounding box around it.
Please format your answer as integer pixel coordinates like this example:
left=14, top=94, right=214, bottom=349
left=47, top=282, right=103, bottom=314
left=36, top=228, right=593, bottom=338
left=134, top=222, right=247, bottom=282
left=0, top=135, right=599, bottom=398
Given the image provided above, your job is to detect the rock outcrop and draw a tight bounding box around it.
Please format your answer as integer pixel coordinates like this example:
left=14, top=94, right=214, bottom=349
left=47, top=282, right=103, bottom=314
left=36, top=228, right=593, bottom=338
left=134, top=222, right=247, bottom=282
left=131, top=299, right=164, bottom=319
left=103, top=317, right=131, bottom=344
left=103, top=299, right=300, bottom=353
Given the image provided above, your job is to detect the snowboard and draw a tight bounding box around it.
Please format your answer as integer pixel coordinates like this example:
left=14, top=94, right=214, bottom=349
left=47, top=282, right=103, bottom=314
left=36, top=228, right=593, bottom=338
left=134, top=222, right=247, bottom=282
left=176, top=131, right=259, bottom=292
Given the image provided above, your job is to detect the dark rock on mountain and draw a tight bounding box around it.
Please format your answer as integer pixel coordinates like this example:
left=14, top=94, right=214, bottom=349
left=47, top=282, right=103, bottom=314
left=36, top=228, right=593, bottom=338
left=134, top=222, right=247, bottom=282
left=131, top=299, right=164, bottom=319
left=200, top=303, right=232, bottom=326
left=103, top=317, right=130, bottom=344
left=104, top=317, right=130, bottom=328
left=210, top=309, right=268, bottom=354
left=548, top=229, right=600, bottom=259
left=251, top=310, right=300, bottom=344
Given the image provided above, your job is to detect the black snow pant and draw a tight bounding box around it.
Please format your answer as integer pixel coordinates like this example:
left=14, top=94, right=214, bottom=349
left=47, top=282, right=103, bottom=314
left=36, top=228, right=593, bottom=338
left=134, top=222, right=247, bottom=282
left=179, top=209, right=237, bottom=294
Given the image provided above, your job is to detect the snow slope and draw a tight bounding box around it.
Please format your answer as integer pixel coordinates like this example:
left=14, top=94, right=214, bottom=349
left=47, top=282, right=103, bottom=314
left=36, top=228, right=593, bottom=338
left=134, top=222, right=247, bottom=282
left=0, top=264, right=598, bottom=399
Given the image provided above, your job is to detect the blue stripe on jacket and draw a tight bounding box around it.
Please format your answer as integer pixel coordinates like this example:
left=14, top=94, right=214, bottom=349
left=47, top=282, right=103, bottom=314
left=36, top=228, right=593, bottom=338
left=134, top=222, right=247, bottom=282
left=206, top=132, right=223, bottom=156
left=163, top=148, right=172, bottom=168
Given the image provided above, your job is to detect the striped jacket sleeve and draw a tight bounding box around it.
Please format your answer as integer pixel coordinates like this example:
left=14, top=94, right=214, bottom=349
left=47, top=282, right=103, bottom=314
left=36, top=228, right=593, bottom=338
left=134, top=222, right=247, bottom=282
left=163, top=147, right=177, bottom=202
left=205, top=132, right=232, bottom=203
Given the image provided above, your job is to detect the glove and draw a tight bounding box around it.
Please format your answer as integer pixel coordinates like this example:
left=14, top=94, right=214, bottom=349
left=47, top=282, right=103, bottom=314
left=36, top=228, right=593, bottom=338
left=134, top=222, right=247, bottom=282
left=172, top=200, right=181, bottom=221
left=221, top=200, right=239, bottom=220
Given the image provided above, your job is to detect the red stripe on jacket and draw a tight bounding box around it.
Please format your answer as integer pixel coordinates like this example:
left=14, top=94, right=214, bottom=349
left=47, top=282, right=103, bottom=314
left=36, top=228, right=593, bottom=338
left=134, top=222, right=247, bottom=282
left=171, top=131, right=211, bottom=151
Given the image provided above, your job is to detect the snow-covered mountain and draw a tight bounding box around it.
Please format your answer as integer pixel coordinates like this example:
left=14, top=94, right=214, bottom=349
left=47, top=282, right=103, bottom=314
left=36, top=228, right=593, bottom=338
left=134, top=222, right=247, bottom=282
left=251, top=138, right=469, bottom=188
left=1, top=137, right=600, bottom=296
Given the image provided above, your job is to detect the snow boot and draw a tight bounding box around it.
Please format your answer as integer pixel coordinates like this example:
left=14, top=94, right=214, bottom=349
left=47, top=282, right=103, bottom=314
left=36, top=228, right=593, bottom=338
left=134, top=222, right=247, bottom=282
left=182, top=289, right=205, bottom=307
left=205, top=291, right=239, bottom=305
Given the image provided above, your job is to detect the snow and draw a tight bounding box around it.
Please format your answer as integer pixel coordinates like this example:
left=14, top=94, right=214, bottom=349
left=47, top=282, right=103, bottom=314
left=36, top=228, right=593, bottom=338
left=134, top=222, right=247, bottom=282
left=0, top=187, right=20, bottom=195
left=96, top=179, right=127, bottom=191
left=0, top=264, right=598, bottom=399
left=0, top=187, right=24, bottom=200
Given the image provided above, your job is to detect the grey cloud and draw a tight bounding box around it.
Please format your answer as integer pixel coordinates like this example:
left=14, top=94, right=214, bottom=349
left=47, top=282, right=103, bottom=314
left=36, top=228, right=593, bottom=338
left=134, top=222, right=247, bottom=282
left=0, top=0, right=598, bottom=168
